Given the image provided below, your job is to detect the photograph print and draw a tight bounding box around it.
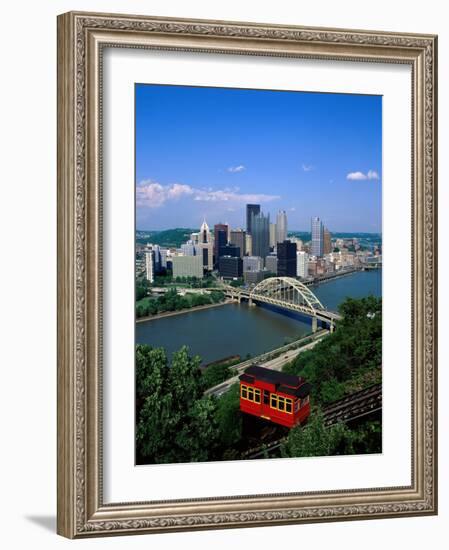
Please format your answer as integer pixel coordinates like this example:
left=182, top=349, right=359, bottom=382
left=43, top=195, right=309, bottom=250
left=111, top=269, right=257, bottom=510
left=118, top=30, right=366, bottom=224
left=134, top=84, right=382, bottom=465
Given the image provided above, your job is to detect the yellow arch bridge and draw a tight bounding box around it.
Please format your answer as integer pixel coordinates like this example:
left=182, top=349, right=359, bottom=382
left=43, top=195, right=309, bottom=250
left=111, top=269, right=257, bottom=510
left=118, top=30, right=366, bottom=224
left=224, top=277, right=341, bottom=332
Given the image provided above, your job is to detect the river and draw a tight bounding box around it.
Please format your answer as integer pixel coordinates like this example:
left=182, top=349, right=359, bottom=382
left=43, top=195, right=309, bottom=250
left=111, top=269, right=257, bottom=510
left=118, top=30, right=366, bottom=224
left=135, top=270, right=381, bottom=365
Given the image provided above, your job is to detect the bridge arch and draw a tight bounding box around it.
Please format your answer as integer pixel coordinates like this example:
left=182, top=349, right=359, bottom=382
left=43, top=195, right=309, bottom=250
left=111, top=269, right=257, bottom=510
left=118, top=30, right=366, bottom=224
left=249, top=276, right=325, bottom=314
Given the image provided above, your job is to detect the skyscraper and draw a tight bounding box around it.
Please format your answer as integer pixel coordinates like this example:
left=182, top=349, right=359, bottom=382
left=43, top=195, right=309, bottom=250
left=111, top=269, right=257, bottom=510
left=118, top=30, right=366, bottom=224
left=245, top=233, right=252, bottom=256
left=311, top=217, right=324, bottom=257
left=200, top=219, right=212, bottom=244
left=269, top=223, right=277, bottom=248
left=296, top=251, right=309, bottom=278
left=213, top=223, right=228, bottom=264
left=277, top=240, right=297, bottom=277
left=145, top=250, right=155, bottom=283
left=230, top=229, right=246, bottom=258
left=323, top=228, right=332, bottom=255
left=251, top=211, right=270, bottom=261
left=276, top=210, right=288, bottom=244
left=219, top=243, right=240, bottom=258
left=246, top=204, right=260, bottom=235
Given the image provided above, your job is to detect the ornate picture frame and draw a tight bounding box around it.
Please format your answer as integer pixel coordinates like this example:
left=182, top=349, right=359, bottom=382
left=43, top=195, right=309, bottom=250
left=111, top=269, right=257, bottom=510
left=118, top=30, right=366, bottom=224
left=57, top=11, right=438, bottom=538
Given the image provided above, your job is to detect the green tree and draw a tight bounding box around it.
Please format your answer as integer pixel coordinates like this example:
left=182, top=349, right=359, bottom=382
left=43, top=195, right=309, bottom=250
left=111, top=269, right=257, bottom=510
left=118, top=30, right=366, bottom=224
left=215, top=384, right=243, bottom=451
left=281, top=410, right=350, bottom=458
left=202, top=363, right=232, bottom=390
left=283, top=296, right=382, bottom=405
left=136, top=344, right=219, bottom=464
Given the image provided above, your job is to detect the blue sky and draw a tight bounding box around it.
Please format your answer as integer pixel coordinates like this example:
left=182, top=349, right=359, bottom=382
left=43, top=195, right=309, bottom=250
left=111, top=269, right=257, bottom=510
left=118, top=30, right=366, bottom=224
left=135, top=84, right=382, bottom=232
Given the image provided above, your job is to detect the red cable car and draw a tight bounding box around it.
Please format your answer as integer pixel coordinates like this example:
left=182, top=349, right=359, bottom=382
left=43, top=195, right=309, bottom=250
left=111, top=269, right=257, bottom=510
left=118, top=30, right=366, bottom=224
left=239, top=365, right=311, bottom=428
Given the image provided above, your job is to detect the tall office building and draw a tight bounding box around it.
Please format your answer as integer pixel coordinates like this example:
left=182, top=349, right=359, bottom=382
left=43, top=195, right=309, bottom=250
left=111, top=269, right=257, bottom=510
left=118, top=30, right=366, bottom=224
left=197, top=242, right=213, bottom=270
left=213, top=223, right=228, bottom=263
left=144, top=243, right=161, bottom=273
left=245, top=233, right=252, bottom=256
left=277, top=240, right=297, bottom=277
left=230, top=229, right=246, bottom=258
left=251, top=211, right=270, bottom=261
left=296, top=251, right=309, bottom=278
left=311, top=217, right=324, bottom=257
left=323, top=228, right=332, bottom=255
left=269, top=223, right=277, bottom=248
left=219, top=243, right=240, bottom=258
left=200, top=219, right=212, bottom=244
left=145, top=250, right=155, bottom=283
left=276, top=210, right=288, bottom=244
left=160, top=248, right=168, bottom=269
left=246, top=204, right=260, bottom=235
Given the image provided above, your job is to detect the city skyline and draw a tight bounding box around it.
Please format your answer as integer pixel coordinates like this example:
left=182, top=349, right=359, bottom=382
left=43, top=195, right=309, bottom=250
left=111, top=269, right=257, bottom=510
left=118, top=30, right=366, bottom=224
left=136, top=84, right=382, bottom=232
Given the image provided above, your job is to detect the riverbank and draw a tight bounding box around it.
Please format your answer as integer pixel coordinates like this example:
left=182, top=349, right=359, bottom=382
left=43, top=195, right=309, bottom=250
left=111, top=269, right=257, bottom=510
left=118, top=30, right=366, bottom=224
left=136, top=298, right=233, bottom=323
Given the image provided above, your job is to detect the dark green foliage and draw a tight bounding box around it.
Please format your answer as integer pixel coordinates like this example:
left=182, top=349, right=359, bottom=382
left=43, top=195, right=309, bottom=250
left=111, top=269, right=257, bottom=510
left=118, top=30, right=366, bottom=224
left=136, top=288, right=226, bottom=318
left=229, top=278, right=244, bottom=287
left=135, top=278, right=150, bottom=301
left=341, top=419, right=382, bottom=454
left=214, top=384, right=243, bottom=451
left=201, top=363, right=233, bottom=390
left=281, top=410, right=350, bottom=458
left=136, top=344, right=219, bottom=463
left=136, top=228, right=196, bottom=248
left=283, top=296, right=382, bottom=405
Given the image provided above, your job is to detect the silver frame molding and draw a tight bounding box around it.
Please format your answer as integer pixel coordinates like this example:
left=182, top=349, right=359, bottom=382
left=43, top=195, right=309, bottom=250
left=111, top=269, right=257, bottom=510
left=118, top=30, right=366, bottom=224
left=57, top=11, right=438, bottom=538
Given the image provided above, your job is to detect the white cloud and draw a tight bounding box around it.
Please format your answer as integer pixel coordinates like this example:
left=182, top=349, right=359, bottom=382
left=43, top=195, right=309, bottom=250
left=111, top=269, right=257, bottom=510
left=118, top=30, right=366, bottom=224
left=136, top=180, right=194, bottom=207
left=302, top=164, right=314, bottom=172
left=346, top=170, right=380, bottom=181
left=227, top=165, right=246, bottom=173
left=136, top=180, right=280, bottom=208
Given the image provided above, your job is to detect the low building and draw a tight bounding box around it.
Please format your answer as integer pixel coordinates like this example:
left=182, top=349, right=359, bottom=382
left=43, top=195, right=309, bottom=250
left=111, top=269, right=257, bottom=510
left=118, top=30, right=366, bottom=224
left=243, top=270, right=265, bottom=285
left=243, top=255, right=263, bottom=272
left=219, top=256, right=243, bottom=279
left=172, top=255, right=204, bottom=279
left=265, top=254, right=278, bottom=274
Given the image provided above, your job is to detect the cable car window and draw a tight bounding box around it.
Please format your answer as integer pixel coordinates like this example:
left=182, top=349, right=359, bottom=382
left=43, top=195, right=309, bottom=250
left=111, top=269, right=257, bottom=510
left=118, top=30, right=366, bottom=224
left=247, top=387, right=254, bottom=400
left=254, top=389, right=261, bottom=403
left=278, top=396, right=285, bottom=411
left=241, top=387, right=247, bottom=399
left=286, top=401, right=292, bottom=413
left=263, top=390, right=269, bottom=404
left=270, top=395, right=277, bottom=408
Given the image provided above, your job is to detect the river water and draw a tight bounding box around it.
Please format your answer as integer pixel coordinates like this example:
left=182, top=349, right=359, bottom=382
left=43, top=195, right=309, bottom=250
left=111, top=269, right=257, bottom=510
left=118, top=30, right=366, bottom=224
left=135, top=270, right=382, bottom=365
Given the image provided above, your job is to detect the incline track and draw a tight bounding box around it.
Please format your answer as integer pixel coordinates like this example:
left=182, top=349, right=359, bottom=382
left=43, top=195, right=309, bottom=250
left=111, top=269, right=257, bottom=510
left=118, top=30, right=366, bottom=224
left=243, top=383, right=382, bottom=459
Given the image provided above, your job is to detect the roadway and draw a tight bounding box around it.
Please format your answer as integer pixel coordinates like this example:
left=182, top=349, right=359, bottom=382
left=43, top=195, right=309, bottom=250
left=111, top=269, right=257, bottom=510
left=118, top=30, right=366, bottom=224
left=205, top=333, right=327, bottom=398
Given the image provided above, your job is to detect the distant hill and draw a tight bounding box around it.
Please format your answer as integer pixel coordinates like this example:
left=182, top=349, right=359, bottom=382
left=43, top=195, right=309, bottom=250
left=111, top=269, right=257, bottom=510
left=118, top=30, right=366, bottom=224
left=136, top=228, right=197, bottom=248
left=136, top=228, right=381, bottom=249
left=288, top=231, right=382, bottom=242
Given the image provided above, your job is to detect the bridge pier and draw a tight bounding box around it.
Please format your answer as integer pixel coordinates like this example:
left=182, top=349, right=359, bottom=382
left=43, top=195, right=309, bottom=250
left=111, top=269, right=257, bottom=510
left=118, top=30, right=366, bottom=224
left=312, top=316, right=318, bottom=333
left=248, top=297, right=254, bottom=307
left=329, top=322, right=335, bottom=333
